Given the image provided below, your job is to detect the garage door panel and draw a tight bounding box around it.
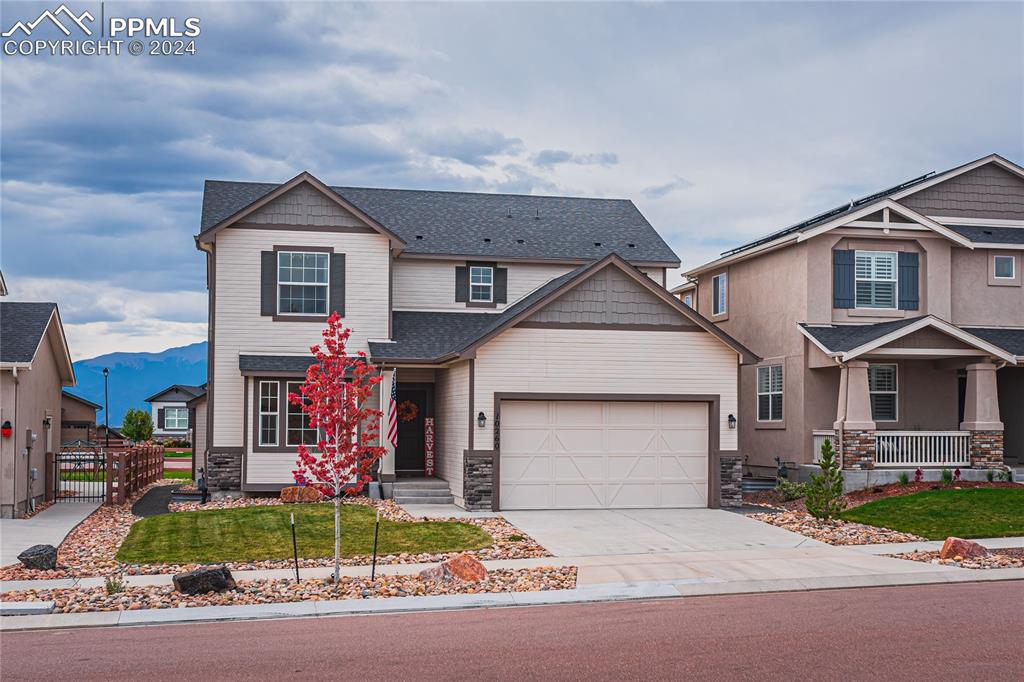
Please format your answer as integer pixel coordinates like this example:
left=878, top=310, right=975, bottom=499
left=499, top=400, right=709, bottom=510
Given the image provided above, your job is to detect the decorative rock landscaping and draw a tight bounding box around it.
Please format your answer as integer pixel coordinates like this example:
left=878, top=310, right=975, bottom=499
left=747, top=510, right=925, bottom=545
left=0, top=567, right=578, bottom=613
left=0, top=488, right=548, bottom=580
left=892, top=547, right=1024, bottom=570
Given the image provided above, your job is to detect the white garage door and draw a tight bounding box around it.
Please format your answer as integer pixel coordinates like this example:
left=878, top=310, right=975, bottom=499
left=499, top=400, right=709, bottom=510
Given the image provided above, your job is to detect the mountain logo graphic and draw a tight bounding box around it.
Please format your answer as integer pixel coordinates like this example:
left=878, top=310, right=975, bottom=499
left=2, top=4, right=95, bottom=37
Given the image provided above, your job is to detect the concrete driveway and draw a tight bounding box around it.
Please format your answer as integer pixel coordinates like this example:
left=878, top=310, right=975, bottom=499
left=500, top=509, right=822, bottom=557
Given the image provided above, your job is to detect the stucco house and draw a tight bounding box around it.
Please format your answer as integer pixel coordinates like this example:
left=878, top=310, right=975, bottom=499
left=60, top=391, right=101, bottom=445
left=145, top=383, right=205, bottom=442
left=683, top=153, right=1024, bottom=484
left=0, top=301, right=76, bottom=517
left=195, top=172, right=756, bottom=510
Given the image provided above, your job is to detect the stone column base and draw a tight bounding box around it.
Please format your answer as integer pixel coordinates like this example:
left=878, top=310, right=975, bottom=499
left=841, top=430, right=875, bottom=470
left=207, top=452, right=242, bottom=490
left=719, top=456, right=742, bottom=508
left=969, top=431, right=1004, bottom=469
left=463, top=451, right=494, bottom=511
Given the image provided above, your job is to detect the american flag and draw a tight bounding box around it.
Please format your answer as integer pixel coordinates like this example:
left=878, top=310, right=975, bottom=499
left=387, top=370, right=398, bottom=448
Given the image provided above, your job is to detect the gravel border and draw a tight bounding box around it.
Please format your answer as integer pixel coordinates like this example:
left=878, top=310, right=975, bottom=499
left=0, top=567, right=578, bottom=613
left=890, top=547, right=1024, bottom=570
left=747, top=510, right=925, bottom=545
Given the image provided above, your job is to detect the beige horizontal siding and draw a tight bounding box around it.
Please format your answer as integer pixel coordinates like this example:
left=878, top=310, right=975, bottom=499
left=392, top=260, right=574, bottom=312
left=434, top=361, right=470, bottom=499
left=212, top=228, right=390, bottom=447
left=474, top=328, right=739, bottom=451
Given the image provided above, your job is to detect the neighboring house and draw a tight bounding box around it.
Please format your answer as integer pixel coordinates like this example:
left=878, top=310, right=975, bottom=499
left=187, top=387, right=208, bottom=480
left=60, top=391, right=101, bottom=445
left=0, top=302, right=76, bottom=518
left=145, top=384, right=206, bottom=442
left=670, top=280, right=696, bottom=308
left=684, top=153, right=1024, bottom=482
left=195, top=172, right=757, bottom=510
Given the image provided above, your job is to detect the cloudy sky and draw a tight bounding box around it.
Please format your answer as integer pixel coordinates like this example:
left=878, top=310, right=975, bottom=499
left=2, top=1, right=1022, bottom=359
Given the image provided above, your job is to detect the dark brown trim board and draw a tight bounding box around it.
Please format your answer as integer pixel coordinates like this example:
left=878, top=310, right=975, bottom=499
left=515, top=322, right=701, bottom=332
left=272, top=244, right=334, bottom=253
left=271, top=315, right=329, bottom=323
left=488, top=392, right=722, bottom=512
left=398, top=251, right=680, bottom=269
left=238, top=223, right=377, bottom=235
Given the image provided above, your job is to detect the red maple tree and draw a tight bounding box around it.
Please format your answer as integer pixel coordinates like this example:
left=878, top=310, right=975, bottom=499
left=289, top=312, right=385, bottom=581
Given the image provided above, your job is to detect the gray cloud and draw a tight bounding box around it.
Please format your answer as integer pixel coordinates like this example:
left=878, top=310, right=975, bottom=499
left=409, top=128, right=524, bottom=167
left=642, top=176, right=695, bottom=199
left=533, top=149, right=619, bottom=169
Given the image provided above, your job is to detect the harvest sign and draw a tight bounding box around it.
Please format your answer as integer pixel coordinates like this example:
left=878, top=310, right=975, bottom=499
left=424, top=418, right=435, bottom=476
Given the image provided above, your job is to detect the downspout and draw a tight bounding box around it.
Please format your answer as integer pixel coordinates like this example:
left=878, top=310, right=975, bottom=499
left=11, top=367, right=19, bottom=517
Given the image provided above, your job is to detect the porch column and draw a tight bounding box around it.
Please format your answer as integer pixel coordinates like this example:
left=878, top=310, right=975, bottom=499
left=834, top=360, right=876, bottom=469
left=379, top=369, right=396, bottom=482
left=960, top=362, right=1004, bottom=468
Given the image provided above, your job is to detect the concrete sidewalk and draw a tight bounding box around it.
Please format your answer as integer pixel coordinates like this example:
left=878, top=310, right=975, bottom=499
left=0, top=502, right=100, bottom=567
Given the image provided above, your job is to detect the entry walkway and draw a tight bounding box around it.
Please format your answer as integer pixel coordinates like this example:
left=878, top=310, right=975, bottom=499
left=0, top=502, right=100, bottom=567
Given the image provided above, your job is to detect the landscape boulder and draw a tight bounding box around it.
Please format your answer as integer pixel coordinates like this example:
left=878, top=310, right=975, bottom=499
left=280, top=486, right=323, bottom=503
left=418, top=553, right=488, bottom=583
left=17, top=544, right=58, bottom=571
left=939, top=537, right=988, bottom=561
left=173, top=566, right=237, bottom=594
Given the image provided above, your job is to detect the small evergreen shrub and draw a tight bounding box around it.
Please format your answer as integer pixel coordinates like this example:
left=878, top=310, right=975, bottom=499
left=775, top=478, right=808, bottom=501
left=940, top=468, right=954, bottom=485
left=987, top=469, right=995, bottom=482
left=897, top=471, right=910, bottom=486
left=805, top=438, right=845, bottom=521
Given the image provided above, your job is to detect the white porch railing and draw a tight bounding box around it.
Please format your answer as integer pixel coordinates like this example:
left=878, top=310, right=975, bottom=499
left=874, top=431, right=971, bottom=468
left=812, top=430, right=835, bottom=462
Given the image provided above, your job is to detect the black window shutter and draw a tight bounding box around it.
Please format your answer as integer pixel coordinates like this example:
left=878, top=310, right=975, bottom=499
left=330, top=253, right=346, bottom=316
left=157, top=408, right=165, bottom=429
left=260, top=251, right=277, bottom=316
left=455, top=266, right=469, bottom=302
left=898, top=252, right=919, bottom=310
left=494, top=267, right=508, bottom=303
left=833, top=250, right=855, bottom=308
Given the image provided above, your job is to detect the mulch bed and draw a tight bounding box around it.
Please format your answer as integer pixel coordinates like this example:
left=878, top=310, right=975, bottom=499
left=747, top=510, right=924, bottom=545
left=0, top=567, right=578, bottom=613
left=0, top=492, right=549, bottom=581
left=744, top=481, right=1018, bottom=513
left=891, top=547, right=1024, bottom=570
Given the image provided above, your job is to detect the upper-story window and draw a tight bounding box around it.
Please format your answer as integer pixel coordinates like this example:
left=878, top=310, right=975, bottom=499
left=712, top=273, right=727, bottom=315
left=470, top=266, right=494, bottom=302
left=164, top=406, right=188, bottom=430
left=756, top=364, right=783, bottom=421
left=855, top=251, right=897, bottom=309
left=994, top=255, right=1016, bottom=280
left=278, top=252, right=329, bottom=315
left=682, top=293, right=693, bottom=307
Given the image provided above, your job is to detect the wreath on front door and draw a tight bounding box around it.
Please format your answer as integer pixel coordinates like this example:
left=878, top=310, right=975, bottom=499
left=397, top=400, right=419, bottom=422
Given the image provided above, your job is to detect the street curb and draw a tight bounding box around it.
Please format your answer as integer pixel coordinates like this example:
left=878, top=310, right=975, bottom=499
left=2, top=569, right=1022, bottom=632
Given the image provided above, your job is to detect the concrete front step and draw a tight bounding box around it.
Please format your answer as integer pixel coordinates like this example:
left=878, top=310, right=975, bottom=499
left=393, top=481, right=451, bottom=490
left=393, top=495, right=455, bottom=505
left=392, top=487, right=452, bottom=496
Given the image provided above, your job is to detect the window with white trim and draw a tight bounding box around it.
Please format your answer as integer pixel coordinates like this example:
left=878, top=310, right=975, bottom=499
left=712, top=273, right=727, bottom=315
left=164, top=407, right=188, bottom=430
left=286, top=381, right=318, bottom=446
left=994, top=255, right=1016, bottom=279
left=757, top=365, right=783, bottom=421
left=278, top=251, right=329, bottom=315
left=855, top=251, right=897, bottom=309
left=868, top=364, right=898, bottom=421
left=682, top=293, right=693, bottom=308
left=470, top=266, right=493, bottom=302
left=258, top=381, right=279, bottom=446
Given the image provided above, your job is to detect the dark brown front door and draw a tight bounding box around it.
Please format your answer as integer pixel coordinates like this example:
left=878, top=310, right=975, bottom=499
left=395, top=385, right=432, bottom=475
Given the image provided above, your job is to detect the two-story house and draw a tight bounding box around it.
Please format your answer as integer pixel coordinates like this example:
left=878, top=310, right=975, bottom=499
left=195, top=172, right=757, bottom=510
left=145, top=383, right=206, bottom=443
left=684, top=154, right=1024, bottom=485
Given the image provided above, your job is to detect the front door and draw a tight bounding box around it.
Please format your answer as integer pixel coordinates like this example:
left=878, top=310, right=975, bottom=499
left=395, top=385, right=431, bottom=475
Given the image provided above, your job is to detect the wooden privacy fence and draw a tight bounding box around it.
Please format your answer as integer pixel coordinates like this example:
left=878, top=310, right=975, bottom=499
left=105, top=444, right=165, bottom=505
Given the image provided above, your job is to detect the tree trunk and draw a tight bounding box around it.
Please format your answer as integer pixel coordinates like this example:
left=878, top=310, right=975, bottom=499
left=333, top=496, right=341, bottom=583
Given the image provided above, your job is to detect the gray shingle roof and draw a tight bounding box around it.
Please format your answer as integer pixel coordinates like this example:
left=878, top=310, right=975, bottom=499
left=62, top=391, right=102, bottom=409
left=200, top=180, right=680, bottom=265
left=144, top=384, right=207, bottom=402
left=369, top=265, right=588, bottom=362
left=0, top=302, right=56, bottom=363
left=947, top=225, right=1024, bottom=245
left=961, top=327, right=1024, bottom=356
left=238, top=355, right=319, bottom=374
left=798, top=318, right=925, bottom=353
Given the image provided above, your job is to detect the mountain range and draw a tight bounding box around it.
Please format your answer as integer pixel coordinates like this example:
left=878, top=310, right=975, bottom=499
left=66, top=342, right=208, bottom=425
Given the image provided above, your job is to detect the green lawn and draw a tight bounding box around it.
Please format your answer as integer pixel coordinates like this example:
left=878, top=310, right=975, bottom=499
left=116, top=503, right=493, bottom=564
left=163, top=470, right=192, bottom=479
left=841, top=488, right=1024, bottom=540
left=164, top=451, right=193, bottom=459
left=61, top=471, right=105, bottom=482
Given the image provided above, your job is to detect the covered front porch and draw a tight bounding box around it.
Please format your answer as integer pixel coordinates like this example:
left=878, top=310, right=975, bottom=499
left=801, top=316, right=1021, bottom=474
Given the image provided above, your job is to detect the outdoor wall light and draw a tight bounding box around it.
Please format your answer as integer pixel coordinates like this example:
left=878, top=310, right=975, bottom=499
left=477, top=411, right=486, bottom=428
left=728, top=414, right=737, bottom=429
left=1, top=421, right=11, bottom=439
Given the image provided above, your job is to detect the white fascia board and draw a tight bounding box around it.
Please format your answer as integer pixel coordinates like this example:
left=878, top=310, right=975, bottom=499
left=841, top=316, right=1017, bottom=365
left=684, top=234, right=799, bottom=277
left=890, top=154, right=1024, bottom=200
left=929, top=216, right=1024, bottom=228
left=968, top=243, right=1024, bottom=250
left=796, top=323, right=842, bottom=359
left=796, top=199, right=974, bottom=249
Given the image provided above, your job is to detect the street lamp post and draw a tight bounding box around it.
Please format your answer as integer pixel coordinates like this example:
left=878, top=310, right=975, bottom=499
left=102, top=368, right=110, bottom=449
